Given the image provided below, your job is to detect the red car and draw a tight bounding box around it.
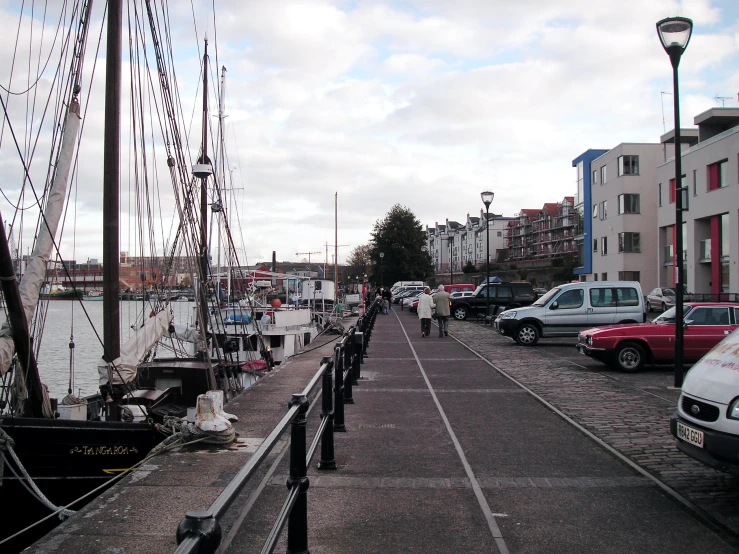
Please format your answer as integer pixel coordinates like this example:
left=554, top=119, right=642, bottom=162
left=577, top=302, right=739, bottom=372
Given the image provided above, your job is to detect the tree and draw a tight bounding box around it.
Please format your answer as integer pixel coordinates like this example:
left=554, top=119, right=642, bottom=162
left=370, top=204, right=434, bottom=287
left=462, top=261, right=476, bottom=274
left=346, top=244, right=372, bottom=281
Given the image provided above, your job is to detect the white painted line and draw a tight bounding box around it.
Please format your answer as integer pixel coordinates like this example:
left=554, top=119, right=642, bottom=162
left=393, top=311, right=510, bottom=554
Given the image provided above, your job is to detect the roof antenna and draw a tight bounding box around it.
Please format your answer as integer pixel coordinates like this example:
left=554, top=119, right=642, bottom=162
left=714, top=94, right=731, bottom=107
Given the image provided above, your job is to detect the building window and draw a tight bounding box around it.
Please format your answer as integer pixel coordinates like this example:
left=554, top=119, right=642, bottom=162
left=592, top=169, right=597, bottom=185
left=600, top=165, right=607, bottom=185
left=618, top=232, right=641, bottom=253
left=594, top=273, right=598, bottom=281
left=593, top=238, right=598, bottom=252
left=601, top=272, right=608, bottom=281
left=658, top=183, right=662, bottom=207
left=618, top=271, right=641, bottom=281
left=693, top=169, right=697, bottom=196
left=599, top=200, right=607, bottom=220
left=669, top=178, right=676, bottom=203
left=592, top=204, right=598, bottom=218
left=618, top=194, right=640, bottom=214
left=707, top=159, right=728, bottom=191
left=617, top=155, right=639, bottom=176
left=601, top=237, right=608, bottom=255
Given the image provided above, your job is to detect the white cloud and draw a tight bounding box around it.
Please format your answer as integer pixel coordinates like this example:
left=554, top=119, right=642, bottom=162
left=2, top=0, right=739, bottom=269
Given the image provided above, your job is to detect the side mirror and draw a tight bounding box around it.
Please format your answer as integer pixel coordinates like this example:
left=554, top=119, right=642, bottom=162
left=684, top=319, right=693, bottom=327
left=550, top=301, right=559, bottom=310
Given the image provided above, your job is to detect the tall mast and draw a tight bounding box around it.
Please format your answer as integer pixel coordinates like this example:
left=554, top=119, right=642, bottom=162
left=199, top=40, right=210, bottom=337
left=103, top=0, right=122, bottom=364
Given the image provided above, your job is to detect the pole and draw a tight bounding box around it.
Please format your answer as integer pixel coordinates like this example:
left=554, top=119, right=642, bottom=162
left=670, top=52, right=685, bottom=387
left=449, top=237, right=453, bottom=285
left=103, top=0, right=122, bottom=364
left=199, top=40, right=210, bottom=344
left=485, top=205, right=491, bottom=324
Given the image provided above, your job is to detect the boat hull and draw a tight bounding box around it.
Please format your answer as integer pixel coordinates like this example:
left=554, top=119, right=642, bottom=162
left=0, top=416, right=161, bottom=552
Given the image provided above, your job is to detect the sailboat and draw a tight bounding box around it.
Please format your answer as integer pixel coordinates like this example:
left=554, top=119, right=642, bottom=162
left=0, top=3, right=270, bottom=550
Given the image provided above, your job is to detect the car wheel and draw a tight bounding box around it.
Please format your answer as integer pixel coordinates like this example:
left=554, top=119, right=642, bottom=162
left=662, top=302, right=667, bottom=312
left=646, top=301, right=652, bottom=313
left=614, top=341, right=645, bottom=373
left=453, top=306, right=468, bottom=321
left=515, top=323, right=539, bottom=346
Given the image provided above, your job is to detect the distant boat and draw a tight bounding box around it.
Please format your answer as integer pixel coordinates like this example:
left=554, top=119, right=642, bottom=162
left=83, top=289, right=103, bottom=301
left=40, top=282, right=83, bottom=300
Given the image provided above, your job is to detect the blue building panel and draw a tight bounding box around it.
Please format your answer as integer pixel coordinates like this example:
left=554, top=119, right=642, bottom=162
left=572, top=149, right=607, bottom=276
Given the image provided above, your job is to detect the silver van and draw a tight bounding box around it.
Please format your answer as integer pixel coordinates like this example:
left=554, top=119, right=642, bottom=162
left=495, top=281, right=645, bottom=346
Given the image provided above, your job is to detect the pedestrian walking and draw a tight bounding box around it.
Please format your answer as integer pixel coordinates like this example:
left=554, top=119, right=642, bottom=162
left=381, top=287, right=392, bottom=314
left=432, top=284, right=451, bottom=338
left=417, top=286, right=435, bottom=337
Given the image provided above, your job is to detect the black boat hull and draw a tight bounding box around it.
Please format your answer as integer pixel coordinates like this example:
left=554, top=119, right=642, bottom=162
left=0, top=416, right=161, bottom=552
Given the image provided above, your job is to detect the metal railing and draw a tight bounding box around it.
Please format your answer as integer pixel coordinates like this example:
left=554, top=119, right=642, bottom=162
left=174, top=300, right=380, bottom=554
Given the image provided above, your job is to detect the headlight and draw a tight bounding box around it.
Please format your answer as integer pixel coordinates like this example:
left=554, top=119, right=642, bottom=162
left=587, top=335, right=592, bottom=345
left=728, top=398, right=739, bottom=420
left=500, top=311, right=517, bottom=319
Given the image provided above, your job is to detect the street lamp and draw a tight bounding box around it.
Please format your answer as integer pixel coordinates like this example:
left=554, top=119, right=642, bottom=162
left=657, top=16, right=692, bottom=388
left=448, top=236, right=454, bottom=285
left=379, top=252, right=384, bottom=287
left=481, top=191, right=494, bottom=324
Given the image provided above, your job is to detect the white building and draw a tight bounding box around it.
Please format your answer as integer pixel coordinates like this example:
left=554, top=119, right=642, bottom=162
left=656, top=107, right=739, bottom=295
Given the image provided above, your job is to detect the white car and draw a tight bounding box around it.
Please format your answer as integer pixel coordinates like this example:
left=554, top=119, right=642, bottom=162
left=450, top=291, right=474, bottom=299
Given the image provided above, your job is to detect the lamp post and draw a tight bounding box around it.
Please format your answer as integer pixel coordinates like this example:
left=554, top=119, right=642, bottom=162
left=379, top=252, right=384, bottom=287
left=657, top=16, right=692, bottom=388
left=481, top=191, right=494, bottom=324
left=448, top=236, right=454, bottom=285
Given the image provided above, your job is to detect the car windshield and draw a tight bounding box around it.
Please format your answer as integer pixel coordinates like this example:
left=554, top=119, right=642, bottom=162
left=532, top=287, right=560, bottom=306
left=653, top=305, right=691, bottom=323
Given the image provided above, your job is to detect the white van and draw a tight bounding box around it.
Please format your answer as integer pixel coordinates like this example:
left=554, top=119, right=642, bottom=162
left=670, top=328, right=739, bottom=475
left=391, top=281, right=424, bottom=294
left=495, top=281, right=645, bottom=346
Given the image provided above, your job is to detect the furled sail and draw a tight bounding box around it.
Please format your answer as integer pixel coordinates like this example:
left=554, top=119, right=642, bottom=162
left=98, top=309, right=173, bottom=386
left=0, top=100, right=81, bottom=377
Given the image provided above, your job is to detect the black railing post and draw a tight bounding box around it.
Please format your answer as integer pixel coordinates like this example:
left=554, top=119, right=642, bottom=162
left=342, top=342, right=354, bottom=405
left=318, top=356, right=336, bottom=470
left=354, top=330, right=363, bottom=379
left=176, top=510, right=221, bottom=554
left=347, top=328, right=358, bottom=386
left=286, top=393, right=310, bottom=554
left=333, top=345, right=346, bottom=432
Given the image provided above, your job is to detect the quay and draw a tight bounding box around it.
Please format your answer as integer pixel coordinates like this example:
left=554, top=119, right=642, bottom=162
left=28, top=307, right=739, bottom=553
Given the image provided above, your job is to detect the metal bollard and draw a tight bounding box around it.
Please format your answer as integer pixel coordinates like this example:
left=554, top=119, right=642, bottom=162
left=333, top=345, right=346, bottom=432
left=286, top=394, right=310, bottom=554
left=318, top=356, right=336, bottom=470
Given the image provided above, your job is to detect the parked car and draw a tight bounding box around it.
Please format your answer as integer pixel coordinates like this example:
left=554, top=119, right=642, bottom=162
left=495, top=281, right=645, bottom=346
left=392, top=289, right=421, bottom=304
left=670, top=326, right=739, bottom=475
left=646, top=287, right=693, bottom=312
left=399, top=290, right=422, bottom=307
left=450, top=291, right=474, bottom=299
left=409, top=299, right=419, bottom=314
left=577, top=302, right=739, bottom=372
left=444, top=283, right=475, bottom=295
left=451, top=282, right=536, bottom=321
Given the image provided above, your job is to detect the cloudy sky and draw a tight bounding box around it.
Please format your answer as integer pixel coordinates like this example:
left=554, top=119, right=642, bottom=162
left=2, top=0, right=739, bottom=269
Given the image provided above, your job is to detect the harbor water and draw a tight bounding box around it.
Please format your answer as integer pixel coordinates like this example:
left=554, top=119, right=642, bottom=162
left=35, top=300, right=196, bottom=401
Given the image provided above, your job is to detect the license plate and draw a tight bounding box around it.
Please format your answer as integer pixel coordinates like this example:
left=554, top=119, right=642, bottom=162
left=677, top=421, right=704, bottom=448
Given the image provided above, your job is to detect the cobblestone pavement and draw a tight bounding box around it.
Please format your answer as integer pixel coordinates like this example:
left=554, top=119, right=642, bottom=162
left=442, top=316, right=739, bottom=538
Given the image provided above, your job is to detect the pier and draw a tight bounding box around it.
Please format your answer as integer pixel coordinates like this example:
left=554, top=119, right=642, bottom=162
left=26, top=306, right=739, bottom=553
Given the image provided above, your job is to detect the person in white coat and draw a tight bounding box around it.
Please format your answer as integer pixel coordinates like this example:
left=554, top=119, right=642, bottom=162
left=416, top=286, right=436, bottom=338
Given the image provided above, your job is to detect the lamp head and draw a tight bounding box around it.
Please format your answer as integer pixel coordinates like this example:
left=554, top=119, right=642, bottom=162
left=657, top=17, right=693, bottom=55
left=481, top=191, right=494, bottom=209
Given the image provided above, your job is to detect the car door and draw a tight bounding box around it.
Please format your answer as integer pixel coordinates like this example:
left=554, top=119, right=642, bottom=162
left=683, top=306, right=735, bottom=362
left=543, top=287, right=586, bottom=336
left=587, top=286, right=617, bottom=327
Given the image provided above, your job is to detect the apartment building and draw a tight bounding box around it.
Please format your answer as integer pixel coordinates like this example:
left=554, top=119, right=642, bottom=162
left=572, top=149, right=608, bottom=278
left=426, top=211, right=512, bottom=273
left=506, top=197, right=576, bottom=262
left=656, top=107, right=739, bottom=295
left=585, top=143, right=664, bottom=291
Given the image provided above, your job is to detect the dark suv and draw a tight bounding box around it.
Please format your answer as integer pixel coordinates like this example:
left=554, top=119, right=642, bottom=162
left=450, top=282, right=536, bottom=321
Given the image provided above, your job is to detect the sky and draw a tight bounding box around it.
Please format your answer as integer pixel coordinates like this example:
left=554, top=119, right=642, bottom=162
left=1, top=0, right=739, bottom=269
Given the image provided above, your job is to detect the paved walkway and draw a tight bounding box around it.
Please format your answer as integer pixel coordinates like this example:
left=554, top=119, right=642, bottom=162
left=229, top=309, right=738, bottom=553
